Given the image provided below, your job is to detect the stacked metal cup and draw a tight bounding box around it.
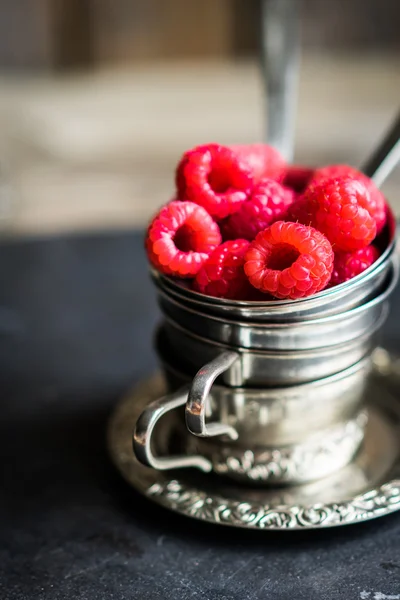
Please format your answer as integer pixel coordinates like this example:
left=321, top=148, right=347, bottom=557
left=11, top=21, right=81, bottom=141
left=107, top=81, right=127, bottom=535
left=133, top=209, right=398, bottom=486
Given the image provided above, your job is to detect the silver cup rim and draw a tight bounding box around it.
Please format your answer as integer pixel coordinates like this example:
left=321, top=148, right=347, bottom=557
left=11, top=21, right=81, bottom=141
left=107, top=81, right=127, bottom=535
left=152, top=207, right=397, bottom=310
left=157, top=260, right=398, bottom=330
left=162, top=309, right=386, bottom=356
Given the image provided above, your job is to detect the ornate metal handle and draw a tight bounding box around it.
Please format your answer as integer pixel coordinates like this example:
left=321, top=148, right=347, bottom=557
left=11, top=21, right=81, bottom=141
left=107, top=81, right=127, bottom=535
left=133, top=386, right=212, bottom=472
left=185, top=351, right=240, bottom=440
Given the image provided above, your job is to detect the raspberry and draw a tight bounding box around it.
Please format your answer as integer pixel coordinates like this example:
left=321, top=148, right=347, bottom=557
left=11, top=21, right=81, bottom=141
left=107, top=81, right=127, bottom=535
left=329, top=246, right=380, bottom=287
left=221, top=179, right=295, bottom=241
left=145, top=235, right=173, bottom=276
left=230, top=144, right=286, bottom=183
left=283, top=165, right=315, bottom=194
left=311, top=164, right=386, bottom=233
left=193, top=239, right=253, bottom=299
left=146, top=201, right=221, bottom=277
left=175, top=144, right=253, bottom=219
left=287, top=176, right=377, bottom=252
left=244, top=221, right=334, bottom=300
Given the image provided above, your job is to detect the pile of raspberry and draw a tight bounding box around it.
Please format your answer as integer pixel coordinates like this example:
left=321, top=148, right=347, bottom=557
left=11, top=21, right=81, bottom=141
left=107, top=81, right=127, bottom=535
left=145, top=143, right=387, bottom=300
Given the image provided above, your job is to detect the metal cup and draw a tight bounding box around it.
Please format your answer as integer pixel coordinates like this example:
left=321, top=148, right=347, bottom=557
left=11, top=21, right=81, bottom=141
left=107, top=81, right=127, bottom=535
left=133, top=213, right=398, bottom=485
left=134, top=349, right=370, bottom=485
left=157, top=267, right=393, bottom=351
left=151, top=207, right=397, bottom=323
left=156, top=261, right=397, bottom=387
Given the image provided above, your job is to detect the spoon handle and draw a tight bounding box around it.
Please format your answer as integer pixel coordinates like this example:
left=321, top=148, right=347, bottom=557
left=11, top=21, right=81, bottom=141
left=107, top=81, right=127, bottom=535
left=362, top=110, right=400, bottom=188
left=260, top=0, right=300, bottom=162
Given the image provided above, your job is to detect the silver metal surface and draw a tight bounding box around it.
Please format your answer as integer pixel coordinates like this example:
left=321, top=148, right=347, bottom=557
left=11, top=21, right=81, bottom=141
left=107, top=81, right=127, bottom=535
left=159, top=350, right=370, bottom=446
left=157, top=265, right=395, bottom=350
left=108, top=366, right=400, bottom=530
left=133, top=386, right=212, bottom=473
left=362, top=109, right=400, bottom=187
left=260, top=0, right=300, bottom=160
left=140, top=240, right=398, bottom=481
left=134, top=353, right=370, bottom=484
left=186, top=412, right=367, bottom=485
left=184, top=352, right=240, bottom=440
left=161, top=316, right=382, bottom=386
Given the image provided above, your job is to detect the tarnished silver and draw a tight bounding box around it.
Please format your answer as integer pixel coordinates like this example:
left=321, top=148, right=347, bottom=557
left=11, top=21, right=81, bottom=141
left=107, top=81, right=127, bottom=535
left=184, top=352, right=240, bottom=440
left=186, top=412, right=368, bottom=485
left=159, top=350, right=370, bottom=447
left=157, top=267, right=394, bottom=350
left=133, top=386, right=212, bottom=473
left=161, top=317, right=382, bottom=386
left=133, top=353, right=370, bottom=484
left=155, top=260, right=396, bottom=398
left=132, top=230, right=398, bottom=486
left=132, top=205, right=397, bottom=489
left=108, top=366, right=400, bottom=530
left=362, top=109, right=400, bottom=187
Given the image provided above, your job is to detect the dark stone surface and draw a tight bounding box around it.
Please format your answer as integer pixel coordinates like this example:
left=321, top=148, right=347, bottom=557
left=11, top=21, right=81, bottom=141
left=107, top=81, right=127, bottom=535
left=0, top=230, right=399, bottom=600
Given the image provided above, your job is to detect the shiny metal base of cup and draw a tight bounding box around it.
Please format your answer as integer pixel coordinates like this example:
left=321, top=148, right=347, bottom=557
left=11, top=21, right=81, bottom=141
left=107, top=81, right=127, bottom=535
left=108, top=349, right=400, bottom=530
left=184, top=411, right=367, bottom=485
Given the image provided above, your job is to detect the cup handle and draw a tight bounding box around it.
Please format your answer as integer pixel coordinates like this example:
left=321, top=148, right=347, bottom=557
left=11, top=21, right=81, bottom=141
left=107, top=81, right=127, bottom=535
left=133, top=386, right=212, bottom=472
left=185, top=351, right=240, bottom=440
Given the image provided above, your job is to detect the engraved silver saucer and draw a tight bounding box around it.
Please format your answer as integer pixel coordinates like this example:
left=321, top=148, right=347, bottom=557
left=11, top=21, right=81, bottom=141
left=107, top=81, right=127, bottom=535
left=108, top=349, right=400, bottom=530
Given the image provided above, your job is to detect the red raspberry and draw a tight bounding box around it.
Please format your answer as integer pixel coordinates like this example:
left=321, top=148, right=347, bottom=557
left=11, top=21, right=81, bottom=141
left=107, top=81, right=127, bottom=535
left=311, top=164, right=386, bottom=233
left=146, top=201, right=221, bottom=277
left=283, top=165, right=315, bottom=194
left=145, top=235, right=173, bottom=275
left=230, top=144, right=286, bottom=183
left=221, top=179, right=295, bottom=241
left=244, top=221, right=334, bottom=300
left=175, top=144, right=253, bottom=219
left=193, top=239, right=253, bottom=299
left=287, top=176, right=377, bottom=252
left=329, top=246, right=380, bottom=287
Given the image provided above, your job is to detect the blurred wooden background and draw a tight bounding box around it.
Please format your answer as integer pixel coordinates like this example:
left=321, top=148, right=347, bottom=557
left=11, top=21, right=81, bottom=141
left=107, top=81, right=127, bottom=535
left=0, top=0, right=399, bottom=71
left=0, top=0, right=399, bottom=237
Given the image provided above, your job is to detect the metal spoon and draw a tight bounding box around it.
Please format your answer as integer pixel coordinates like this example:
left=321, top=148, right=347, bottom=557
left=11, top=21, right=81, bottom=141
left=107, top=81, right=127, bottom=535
left=260, top=0, right=300, bottom=162
left=362, top=110, right=400, bottom=188
left=259, top=1, right=400, bottom=186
